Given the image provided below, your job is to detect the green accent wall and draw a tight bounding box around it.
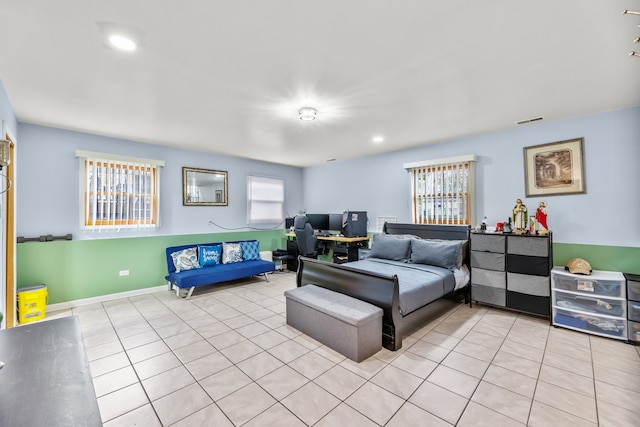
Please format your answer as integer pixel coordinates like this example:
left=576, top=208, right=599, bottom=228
left=553, top=243, right=640, bottom=275
left=17, top=234, right=638, bottom=305
left=17, top=230, right=287, bottom=304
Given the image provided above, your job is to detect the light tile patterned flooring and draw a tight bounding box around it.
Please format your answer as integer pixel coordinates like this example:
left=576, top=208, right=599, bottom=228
left=45, top=272, right=640, bottom=426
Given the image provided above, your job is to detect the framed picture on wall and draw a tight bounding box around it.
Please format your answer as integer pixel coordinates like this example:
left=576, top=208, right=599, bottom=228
left=523, top=137, right=585, bottom=197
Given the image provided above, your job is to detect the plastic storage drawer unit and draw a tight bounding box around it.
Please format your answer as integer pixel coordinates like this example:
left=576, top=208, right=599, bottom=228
left=553, top=308, right=627, bottom=338
left=625, top=273, right=640, bottom=302
left=552, top=269, right=625, bottom=298
left=551, top=268, right=626, bottom=340
left=625, top=273, right=640, bottom=343
left=629, top=321, right=640, bottom=342
left=553, top=290, right=626, bottom=318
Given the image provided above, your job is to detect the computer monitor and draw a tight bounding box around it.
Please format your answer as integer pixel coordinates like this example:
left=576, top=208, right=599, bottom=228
left=328, top=213, right=343, bottom=232
left=305, top=214, right=330, bottom=232
left=342, top=211, right=368, bottom=237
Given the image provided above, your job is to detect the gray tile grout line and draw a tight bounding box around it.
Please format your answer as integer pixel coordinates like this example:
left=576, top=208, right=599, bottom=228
left=89, top=293, right=521, bottom=426
left=74, top=278, right=640, bottom=427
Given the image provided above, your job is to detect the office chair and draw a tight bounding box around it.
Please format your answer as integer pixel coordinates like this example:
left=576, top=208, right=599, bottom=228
left=293, top=215, right=318, bottom=259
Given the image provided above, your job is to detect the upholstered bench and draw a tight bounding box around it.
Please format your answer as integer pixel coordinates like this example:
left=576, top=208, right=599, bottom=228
left=284, top=284, right=383, bottom=362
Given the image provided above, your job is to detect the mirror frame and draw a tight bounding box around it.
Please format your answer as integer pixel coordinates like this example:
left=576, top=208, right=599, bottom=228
left=182, top=167, right=228, bottom=206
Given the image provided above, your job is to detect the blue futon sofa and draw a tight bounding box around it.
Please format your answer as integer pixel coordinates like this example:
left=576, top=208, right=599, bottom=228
left=165, top=240, right=275, bottom=298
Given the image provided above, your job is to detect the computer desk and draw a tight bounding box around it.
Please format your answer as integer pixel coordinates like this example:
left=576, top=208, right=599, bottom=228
left=285, top=233, right=369, bottom=265
left=285, top=233, right=369, bottom=243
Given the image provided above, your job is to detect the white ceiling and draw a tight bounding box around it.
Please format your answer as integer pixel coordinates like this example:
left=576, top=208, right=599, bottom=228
left=1, top=1, right=639, bottom=167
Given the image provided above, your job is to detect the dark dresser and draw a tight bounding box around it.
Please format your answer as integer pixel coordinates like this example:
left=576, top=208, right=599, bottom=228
left=470, top=231, right=552, bottom=317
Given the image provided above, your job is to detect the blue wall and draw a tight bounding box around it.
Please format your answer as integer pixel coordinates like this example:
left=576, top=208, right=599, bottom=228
left=16, top=124, right=304, bottom=240
left=11, top=102, right=640, bottom=249
left=303, top=107, right=640, bottom=247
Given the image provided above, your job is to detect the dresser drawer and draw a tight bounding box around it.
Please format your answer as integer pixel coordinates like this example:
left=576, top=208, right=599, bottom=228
left=507, top=272, right=549, bottom=297
left=508, top=254, right=550, bottom=277
left=625, top=273, right=640, bottom=301
left=471, top=251, right=505, bottom=271
left=551, top=268, right=625, bottom=298
left=552, top=308, right=627, bottom=339
left=628, top=300, right=640, bottom=322
left=472, top=284, right=505, bottom=307
left=553, top=290, right=625, bottom=318
left=629, top=321, right=640, bottom=342
left=507, top=235, right=549, bottom=257
left=507, top=291, right=549, bottom=317
left=472, top=268, right=506, bottom=289
left=470, top=234, right=505, bottom=253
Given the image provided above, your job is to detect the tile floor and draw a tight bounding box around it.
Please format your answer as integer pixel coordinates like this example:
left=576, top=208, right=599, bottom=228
left=45, top=272, right=640, bottom=426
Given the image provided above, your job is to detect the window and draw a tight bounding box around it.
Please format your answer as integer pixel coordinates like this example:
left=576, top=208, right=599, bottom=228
left=404, top=155, right=476, bottom=225
left=247, top=175, right=284, bottom=225
left=77, top=151, right=164, bottom=229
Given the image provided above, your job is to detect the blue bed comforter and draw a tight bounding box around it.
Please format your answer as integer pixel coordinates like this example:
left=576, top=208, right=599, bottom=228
left=345, top=258, right=455, bottom=315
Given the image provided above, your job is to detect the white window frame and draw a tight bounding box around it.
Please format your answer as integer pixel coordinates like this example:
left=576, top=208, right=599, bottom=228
left=404, top=155, right=476, bottom=226
left=247, top=175, right=284, bottom=225
left=76, top=151, right=164, bottom=230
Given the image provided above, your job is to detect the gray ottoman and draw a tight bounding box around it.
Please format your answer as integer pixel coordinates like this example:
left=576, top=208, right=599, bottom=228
left=285, top=284, right=383, bottom=362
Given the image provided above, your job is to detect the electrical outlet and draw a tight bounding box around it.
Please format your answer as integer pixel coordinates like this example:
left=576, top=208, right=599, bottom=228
left=119, top=270, right=130, bottom=277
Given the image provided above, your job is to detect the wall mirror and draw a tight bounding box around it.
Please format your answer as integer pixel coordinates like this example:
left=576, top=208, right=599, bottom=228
left=182, top=167, right=228, bottom=206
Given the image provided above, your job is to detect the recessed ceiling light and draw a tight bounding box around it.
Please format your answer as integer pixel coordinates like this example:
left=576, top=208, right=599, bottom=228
left=298, top=107, right=317, bottom=121
left=108, top=34, right=137, bottom=52
left=372, top=136, right=384, bottom=144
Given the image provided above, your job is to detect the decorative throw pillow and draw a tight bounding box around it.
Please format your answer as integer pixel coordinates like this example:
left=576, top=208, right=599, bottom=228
left=240, top=240, right=260, bottom=261
left=368, top=234, right=412, bottom=262
left=170, top=247, right=200, bottom=272
left=198, top=244, right=222, bottom=267
left=409, top=239, right=462, bottom=270
left=414, top=238, right=468, bottom=269
left=222, top=242, right=243, bottom=264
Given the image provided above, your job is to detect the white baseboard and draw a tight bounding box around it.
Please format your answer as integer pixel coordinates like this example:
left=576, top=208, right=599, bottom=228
left=47, top=284, right=169, bottom=312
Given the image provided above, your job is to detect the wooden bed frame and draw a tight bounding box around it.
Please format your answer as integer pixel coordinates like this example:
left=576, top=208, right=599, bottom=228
left=296, top=223, right=470, bottom=351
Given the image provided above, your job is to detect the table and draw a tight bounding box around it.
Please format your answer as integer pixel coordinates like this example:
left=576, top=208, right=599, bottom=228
left=285, top=233, right=369, bottom=264
left=0, top=316, right=101, bottom=426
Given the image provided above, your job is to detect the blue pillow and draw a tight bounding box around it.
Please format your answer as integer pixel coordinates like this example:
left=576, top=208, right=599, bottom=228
left=222, top=242, right=243, bottom=264
left=170, top=247, right=200, bottom=272
left=368, top=234, right=412, bottom=262
left=240, top=240, right=260, bottom=261
left=198, top=244, right=222, bottom=267
left=409, top=239, right=462, bottom=270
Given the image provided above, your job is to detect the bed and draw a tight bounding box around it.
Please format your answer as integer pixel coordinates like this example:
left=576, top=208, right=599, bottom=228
left=296, top=223, right=470, bottom=351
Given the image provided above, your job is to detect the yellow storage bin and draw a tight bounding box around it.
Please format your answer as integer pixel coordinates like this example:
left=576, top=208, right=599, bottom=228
left=17, top=284, right=48, bottom=324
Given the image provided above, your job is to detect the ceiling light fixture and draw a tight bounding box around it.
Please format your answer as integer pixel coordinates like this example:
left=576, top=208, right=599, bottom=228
left=298, top=107, right=317, bottom=121
left=372, top=136, right=384, bottom=144
left=108, top=34, right=137, bottom=52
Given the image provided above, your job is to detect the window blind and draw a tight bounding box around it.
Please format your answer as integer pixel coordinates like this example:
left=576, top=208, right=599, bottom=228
left=247, top=175, right=284, bottom=225
left=405, top=155, right=475, bottom=225
left=77, top=151, right=163, bottom=230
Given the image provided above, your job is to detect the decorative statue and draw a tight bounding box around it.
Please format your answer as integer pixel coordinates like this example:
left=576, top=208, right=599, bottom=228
left=512, top=198, right=528, bottom=233
left=535, top=201, right=549, bottom=235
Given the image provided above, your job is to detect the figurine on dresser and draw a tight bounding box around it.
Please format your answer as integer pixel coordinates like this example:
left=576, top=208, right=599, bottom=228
left=512, top=198, right=528, bottom=233
left=535, top=201, right=549, bottom=235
